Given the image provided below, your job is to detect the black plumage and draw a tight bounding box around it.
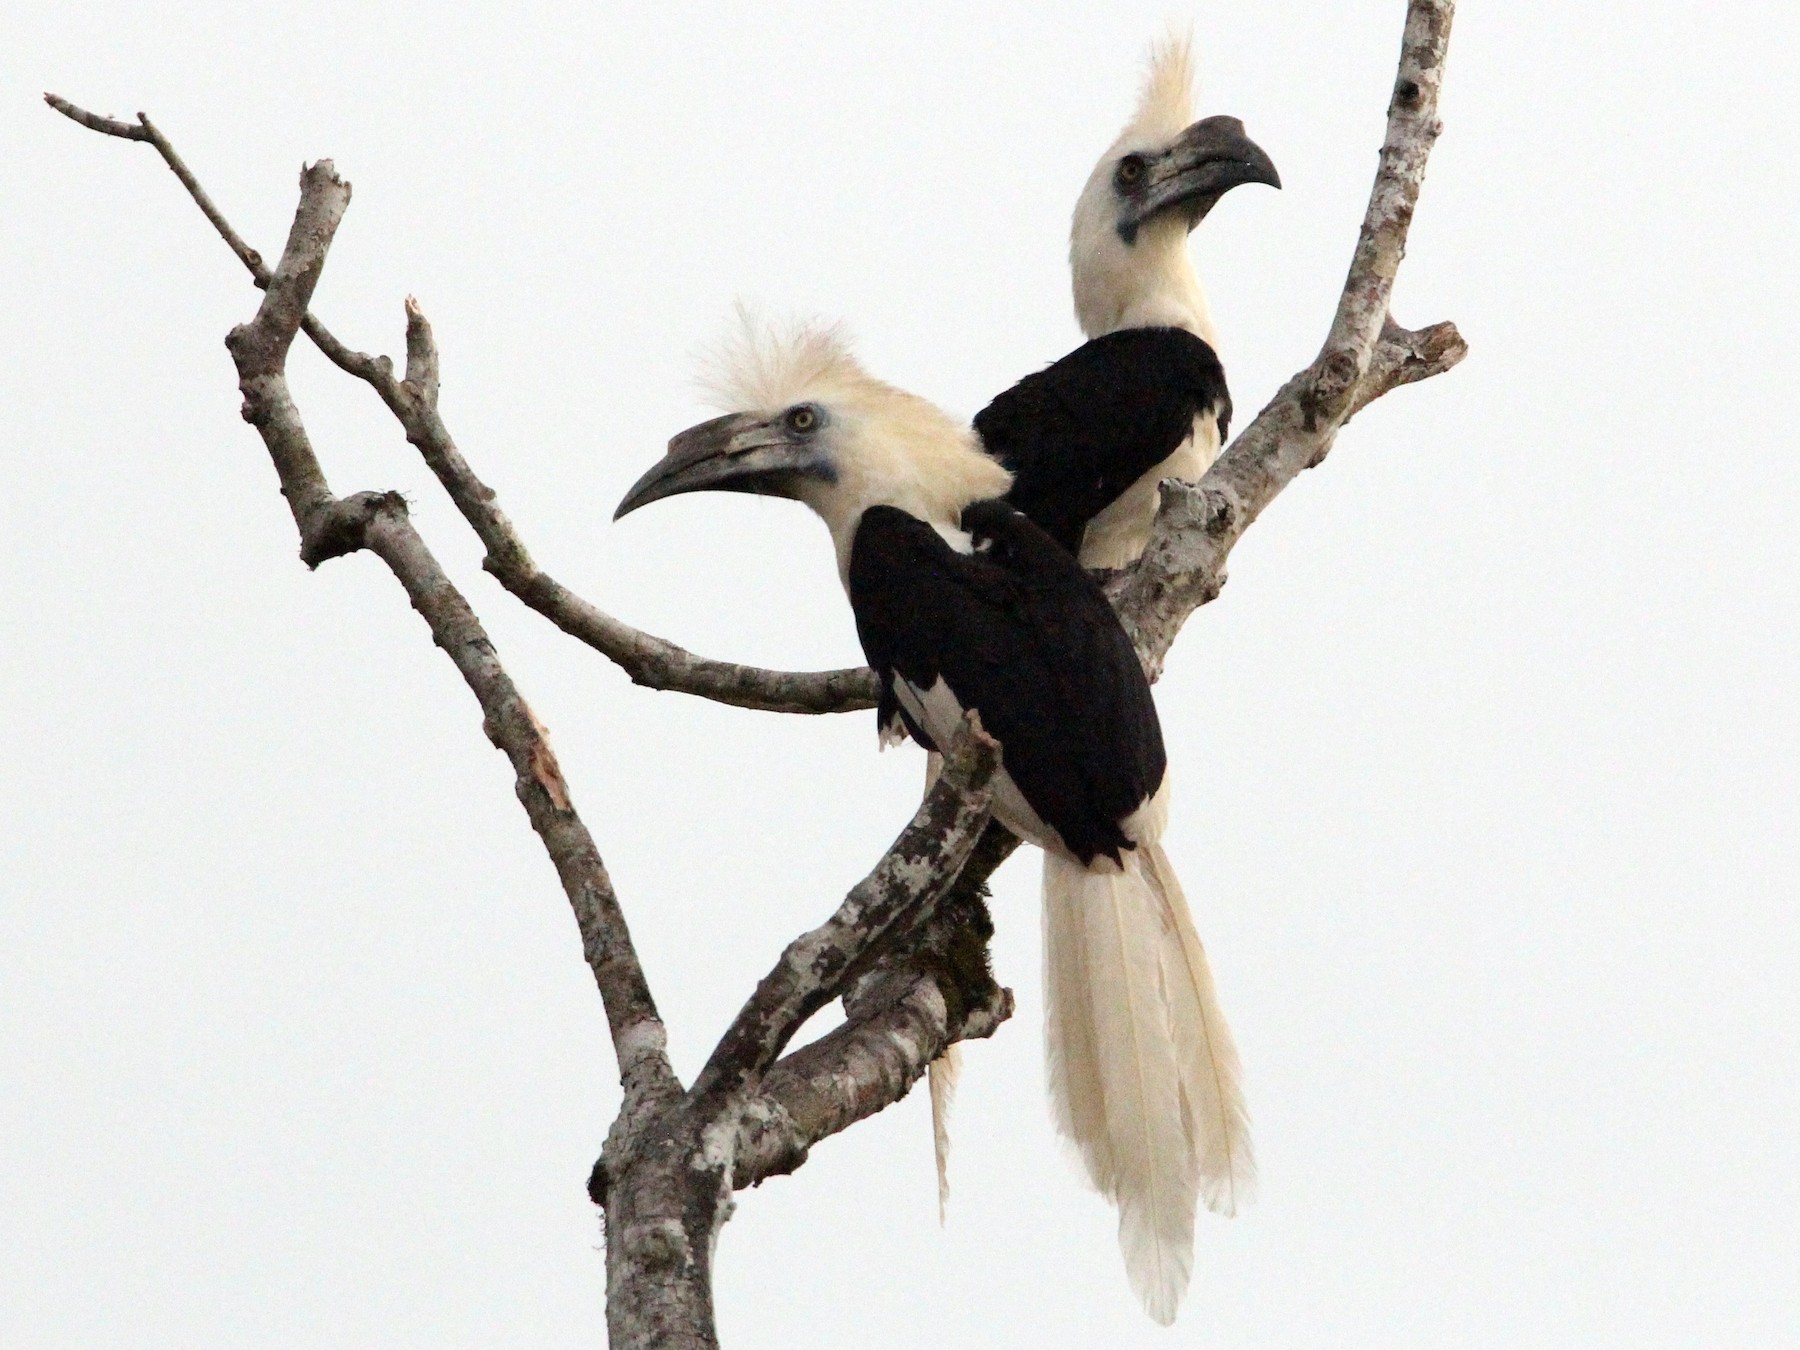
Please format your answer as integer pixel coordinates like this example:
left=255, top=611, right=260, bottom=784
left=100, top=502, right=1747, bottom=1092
left=847, top=499, right=1165, bottom=866
left=974, top=327, right=1231, bottom=556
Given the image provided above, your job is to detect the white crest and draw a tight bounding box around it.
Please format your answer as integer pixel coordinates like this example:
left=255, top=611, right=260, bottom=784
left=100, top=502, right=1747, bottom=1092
left=692, top=306, right=1013, bottom=578
left=699, top=304, right=871, bottom=416
left=1069, top=31, right=1216, bottom=343
left=1127, top=30, right=1196, bottom=148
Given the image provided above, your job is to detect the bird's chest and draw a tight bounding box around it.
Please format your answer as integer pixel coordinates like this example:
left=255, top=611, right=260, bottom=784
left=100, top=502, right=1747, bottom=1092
left=1077, top=411, right=1220, bottom=569
left=888, top=672, right=1060, bottom=852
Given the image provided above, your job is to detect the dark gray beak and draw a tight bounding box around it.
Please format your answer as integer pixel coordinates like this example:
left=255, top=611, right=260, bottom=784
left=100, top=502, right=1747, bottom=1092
left=614, top=412, right=829, bottom=521
left=1120, top=115, right=1280, bottom=243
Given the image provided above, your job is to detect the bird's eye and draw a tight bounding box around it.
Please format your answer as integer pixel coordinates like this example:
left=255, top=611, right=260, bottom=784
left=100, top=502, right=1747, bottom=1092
left=785, top=404, right=820, bottom=433
left=1115, top=155, right=1148, bottom=189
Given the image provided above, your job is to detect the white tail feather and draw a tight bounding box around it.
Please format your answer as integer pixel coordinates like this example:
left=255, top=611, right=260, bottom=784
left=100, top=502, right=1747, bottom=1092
left=928, top=1046, right=961, bottom=1224
left=1044, top=857, right=1118, bottom=1193
left=920, top=750, right=960, bottom=1224
left=1043, top=844, right=1249, bottom=1324
left=1141, top=841, right=1254, bottom=1216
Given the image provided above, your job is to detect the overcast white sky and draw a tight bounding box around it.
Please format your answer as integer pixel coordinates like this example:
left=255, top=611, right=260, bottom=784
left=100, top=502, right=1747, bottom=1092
left=5, top=2, right=1798, bottom=1346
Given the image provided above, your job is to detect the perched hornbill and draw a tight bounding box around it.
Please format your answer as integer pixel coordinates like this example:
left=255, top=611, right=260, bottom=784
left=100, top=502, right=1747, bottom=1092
left=981, top=35, right=1279, bottom=568
left=614, top=320, right=1251, bottom=1324
left=926, top=34, right=1277, bottom=1226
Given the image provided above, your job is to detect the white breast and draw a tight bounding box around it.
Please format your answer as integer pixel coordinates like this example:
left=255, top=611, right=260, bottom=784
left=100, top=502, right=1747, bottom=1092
left=1076, top=410, right=1221, bottom=570
left=893, top=675, right=1062, bottom=853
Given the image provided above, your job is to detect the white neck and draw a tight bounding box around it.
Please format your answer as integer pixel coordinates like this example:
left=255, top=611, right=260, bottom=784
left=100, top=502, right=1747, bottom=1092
left=1072, top=216, right=1218, bottom=348
left=796, top=426, right=1014, bottom=585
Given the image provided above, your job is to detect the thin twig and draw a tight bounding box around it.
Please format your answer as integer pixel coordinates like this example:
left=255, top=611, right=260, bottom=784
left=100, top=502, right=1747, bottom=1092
left=42, top=94, right=147, bottom=140
left=44, top=89, right=876, bottom=715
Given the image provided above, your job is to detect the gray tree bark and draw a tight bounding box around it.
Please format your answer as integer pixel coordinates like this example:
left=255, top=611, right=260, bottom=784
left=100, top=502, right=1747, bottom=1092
left=46, top=1, right=1461, bottom=1342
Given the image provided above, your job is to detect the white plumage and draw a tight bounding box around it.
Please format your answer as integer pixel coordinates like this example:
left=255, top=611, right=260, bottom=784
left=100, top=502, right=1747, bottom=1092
left=669, top=314, right=1250, bottom=1322
left=930, top=36, right=1252, bottom=1258
left=898, top=658, right=1249, bottom=1320
left=1070, top=33, right=1221, bottom=347
left=701, top=307, right=1010, bottom=579
left=929, top=1041, right=961, bottom=1224
left=1074, top=412, right=1218, bottom=569
left=1064, top=37, right=1226, bottom=566
left=1144, top=836, right=1253, bottom=1217
left=1043, top=786, right=1252, bottom=1323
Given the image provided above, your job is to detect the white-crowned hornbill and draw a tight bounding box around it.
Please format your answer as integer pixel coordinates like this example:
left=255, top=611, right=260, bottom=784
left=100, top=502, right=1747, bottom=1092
left=614, top=320, right=1250, bottom=1323
left=979, top=35, right=1278, bottom=568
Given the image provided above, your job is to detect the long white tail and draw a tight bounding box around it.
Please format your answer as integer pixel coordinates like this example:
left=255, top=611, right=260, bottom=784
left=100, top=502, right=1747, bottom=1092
left=928, top=1045, right=961, bottom=1223
left=918, top=749, right=963, bottom=1224
left=1042, top=841, right=1252, bottom=1324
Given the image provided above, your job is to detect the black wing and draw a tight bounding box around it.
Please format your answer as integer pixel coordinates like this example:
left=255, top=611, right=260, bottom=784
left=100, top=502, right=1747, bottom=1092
left=847, top=501, right=1165, bottom=866
left=974, top=327, right=1231, bottom=555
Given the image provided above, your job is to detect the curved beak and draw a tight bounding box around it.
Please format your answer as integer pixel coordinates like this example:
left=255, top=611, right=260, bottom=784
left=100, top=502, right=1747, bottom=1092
left=1121, top=115, right=1280, bottom=242
left=614, top=413, right=829, bottom=520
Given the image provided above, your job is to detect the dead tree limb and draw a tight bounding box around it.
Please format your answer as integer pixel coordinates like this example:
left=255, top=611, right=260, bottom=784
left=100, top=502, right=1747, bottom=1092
left=214, top=157, right=679, bottom=1117
left=595, top=722, right=998, bottom=1349
left=690, top=719, right=1000, bottom=1111
left=44, top=98, right=875, bottom=716
left=40, top=88, right=1023, bottom=1308
left=47, top=134, right=1008, bottom=1345
left=731, top=822, right=1021, bottom=1189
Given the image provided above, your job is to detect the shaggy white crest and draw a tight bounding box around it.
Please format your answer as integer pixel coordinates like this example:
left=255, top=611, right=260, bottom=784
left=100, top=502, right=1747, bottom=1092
left=1069, top=34, right=1217, bottom=343
left=1128, top=30, right=1197, bottom=148
left=698, top=306, right=1013, bottom=578
left=699, top=305, right=873, bottom=416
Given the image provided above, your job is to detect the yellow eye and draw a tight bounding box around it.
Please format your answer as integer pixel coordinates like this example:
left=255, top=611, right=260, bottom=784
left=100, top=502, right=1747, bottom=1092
left=1115, top=155, right=1146, bottom=188
left=786, top=405, right=818, bottom=433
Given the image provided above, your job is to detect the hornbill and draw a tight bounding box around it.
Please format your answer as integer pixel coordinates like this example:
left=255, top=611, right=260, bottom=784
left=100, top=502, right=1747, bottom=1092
left=928, top=35, right=1277, bottom=1219
left=614, top=320, right=1251, bottom=1323
left=979, top=35, right=1279, bottom=568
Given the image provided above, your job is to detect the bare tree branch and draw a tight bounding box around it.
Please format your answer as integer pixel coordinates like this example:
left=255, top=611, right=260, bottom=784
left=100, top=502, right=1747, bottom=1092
left=587, top=726, right=1004, bottom=1348
left=385, top=303, right=881, bottom=713
left=43, top=91, right=876, bottom=716
left=734, top=965, right=1013, bottom=1189
left=690, top=716, right=999, bottom=1110
left=45, top=29, right=1463, bottom=710
left=1349, top=316, right=1468, bottom=421
left=42, top=94, right=148, bottom=140
left=1109, top=0, right=1463, bottom=677
left=217, top=158, right=679, bottom=1113
left=45, top=97, right=1003, bottom=1350
left=729, top=817, right=1017, bottom=1187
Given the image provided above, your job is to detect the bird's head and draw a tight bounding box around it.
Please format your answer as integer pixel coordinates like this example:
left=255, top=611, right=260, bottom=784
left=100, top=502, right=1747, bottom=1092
left=1070, top=34, right=1280, bottom=340
left=615, top=313, right=1012, bottom=576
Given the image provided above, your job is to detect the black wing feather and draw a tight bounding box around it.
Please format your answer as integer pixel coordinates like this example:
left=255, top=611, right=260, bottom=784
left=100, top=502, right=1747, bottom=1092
left=847, top=501, right=1165, bottom=865
left=975, top=327, right=1231, bottom=555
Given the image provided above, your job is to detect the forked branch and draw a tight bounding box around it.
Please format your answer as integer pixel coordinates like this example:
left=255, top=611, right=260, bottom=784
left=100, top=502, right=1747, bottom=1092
left=210, top=156, right=679, bottom=1116
left=1110, top=0, right=1463, bottom=675
left=44, top=93, right=876, bottom=715
left=690, top=717, right=999, bottom=1111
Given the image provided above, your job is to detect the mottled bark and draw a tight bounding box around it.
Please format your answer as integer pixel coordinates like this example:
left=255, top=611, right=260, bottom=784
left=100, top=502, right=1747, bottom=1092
left=46, top=1, right=1462, bottom=1341
left=211, top=158, right=680, bottom=1118
left=597, top=726, right=997, bottom=1348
